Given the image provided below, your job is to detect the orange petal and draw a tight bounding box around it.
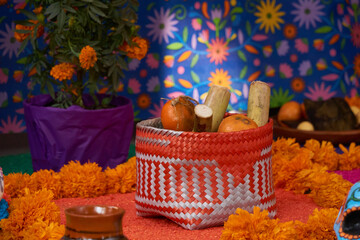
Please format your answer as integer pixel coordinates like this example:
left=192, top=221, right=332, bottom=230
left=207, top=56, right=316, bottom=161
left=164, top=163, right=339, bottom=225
left=223, top=0, right=230, bottom=18
left=329, top=34, right=340, bottom=45
left=202, top=2, right=210, bottom=19
left=248, top=71, right=261, bottom=82
left=178, top=51, right=192, bottom=62
left=178, top=79, right=193, bottom=89
left=245, top=45, right=259, bottom=54
left=331, top=61, right=344, bottom=70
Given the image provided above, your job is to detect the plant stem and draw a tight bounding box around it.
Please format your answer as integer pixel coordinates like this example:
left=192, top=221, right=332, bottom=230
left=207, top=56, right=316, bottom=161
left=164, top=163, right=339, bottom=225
left=76, top=69, right=85, bottom=108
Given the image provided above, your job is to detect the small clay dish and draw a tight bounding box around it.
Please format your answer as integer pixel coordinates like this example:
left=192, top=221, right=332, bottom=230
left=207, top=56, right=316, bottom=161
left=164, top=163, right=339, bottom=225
left=64, top=205, right=127, bottom=239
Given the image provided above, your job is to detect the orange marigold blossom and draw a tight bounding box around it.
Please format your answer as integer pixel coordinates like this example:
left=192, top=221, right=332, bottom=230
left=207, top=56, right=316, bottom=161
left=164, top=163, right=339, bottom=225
left=105, top=156, right=136, bottom=194
left=0, top=189, right=61, bottom=239
left=50, top=63, right=75, bottom=81
left=4, top=173, right=31, bottom=198
left=59, top=160, right=106, bottom=198
left=303, top=208, right=339, bottom=239
left=304, top=139, right=340, bottom=171
left=32, top=6, right=43, bottom=14
left=79, top=45, right=97, bottom=70
left=119, top=37, right=149, bottom=60
left=24, top=221, right=65, bottom=240
left=338, top=142, right=360, bottom=170
left=14, top=20, right=44, bottom=42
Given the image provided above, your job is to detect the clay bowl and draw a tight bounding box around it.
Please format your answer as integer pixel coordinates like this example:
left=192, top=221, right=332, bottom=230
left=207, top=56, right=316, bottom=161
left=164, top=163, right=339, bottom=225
left=64, top=205, right=127, bottom=240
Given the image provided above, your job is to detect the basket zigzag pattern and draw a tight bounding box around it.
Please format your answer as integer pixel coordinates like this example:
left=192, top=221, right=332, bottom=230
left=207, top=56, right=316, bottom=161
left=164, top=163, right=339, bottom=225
left=135, top=118, right=276, bottom=230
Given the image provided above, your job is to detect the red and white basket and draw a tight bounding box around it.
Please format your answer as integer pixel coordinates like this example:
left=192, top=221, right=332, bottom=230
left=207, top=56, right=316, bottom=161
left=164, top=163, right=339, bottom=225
left=135, top=116, right=276, bottom=230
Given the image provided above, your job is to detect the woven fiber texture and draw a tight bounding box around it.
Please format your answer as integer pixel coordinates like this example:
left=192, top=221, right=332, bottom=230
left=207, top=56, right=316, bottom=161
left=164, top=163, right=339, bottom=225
left=135, top=118, right=276, bottom=230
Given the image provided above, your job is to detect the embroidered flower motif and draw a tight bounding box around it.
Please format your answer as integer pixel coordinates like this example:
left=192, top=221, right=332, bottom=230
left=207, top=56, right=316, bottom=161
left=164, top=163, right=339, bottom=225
left=254, top=0, right=285, bottom=34
left=50, top=63, right=75, bottom=81
left=208, top=68, right=232, bottom=88
left=352, top=23, right=360, bottom=48
left=292, top=0, right=325, bottom=29
left=79, top=45, right=97, bottom=70
left=206, top=38, right=229, bottom=65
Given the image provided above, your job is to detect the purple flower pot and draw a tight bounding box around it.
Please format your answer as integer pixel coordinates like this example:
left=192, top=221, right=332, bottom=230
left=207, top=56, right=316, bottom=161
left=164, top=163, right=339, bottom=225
left=23, top=94, right=134, bottom=172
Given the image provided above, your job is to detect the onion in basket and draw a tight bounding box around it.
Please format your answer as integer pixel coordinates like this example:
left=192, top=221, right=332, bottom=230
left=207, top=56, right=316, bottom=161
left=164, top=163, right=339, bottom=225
left=161, top=96, right=198, bottom=131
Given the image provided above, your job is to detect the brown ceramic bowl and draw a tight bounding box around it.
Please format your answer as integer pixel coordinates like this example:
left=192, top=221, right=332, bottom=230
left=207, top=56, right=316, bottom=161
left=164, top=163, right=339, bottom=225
left=273, top=117, right=360, bottom=145
left=64, top=205, right=127, bottom=239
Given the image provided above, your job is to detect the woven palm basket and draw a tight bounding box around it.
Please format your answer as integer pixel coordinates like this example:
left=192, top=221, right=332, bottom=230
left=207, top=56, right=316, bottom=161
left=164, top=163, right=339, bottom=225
left=135, top=116, right=276, bottom=230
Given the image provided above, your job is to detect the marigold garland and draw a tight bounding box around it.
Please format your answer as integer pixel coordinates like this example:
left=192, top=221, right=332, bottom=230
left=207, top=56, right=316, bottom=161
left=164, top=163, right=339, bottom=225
left=50, top=63, right=75, bottom=81
left=0, top=189, right=63, bottom=240
left=79, top=45, right=97, bottom=70
left=221, top=138, right=358, bottom=238
left=1, top=140, right=360, bottom=239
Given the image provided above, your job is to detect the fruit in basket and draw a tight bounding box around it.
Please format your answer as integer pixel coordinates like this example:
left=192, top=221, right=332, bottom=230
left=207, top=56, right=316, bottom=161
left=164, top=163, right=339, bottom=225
left=277, top=101, right=302, bottom=122
left=161, top=96, right=198, bottom=131
left=297, top=121, right=314, bottom=131
left=218, top=114, right=258, bottom=132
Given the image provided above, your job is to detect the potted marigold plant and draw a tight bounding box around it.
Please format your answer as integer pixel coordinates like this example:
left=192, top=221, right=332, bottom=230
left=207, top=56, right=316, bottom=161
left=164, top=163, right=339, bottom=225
left=15, top=0, right=148, bottom=172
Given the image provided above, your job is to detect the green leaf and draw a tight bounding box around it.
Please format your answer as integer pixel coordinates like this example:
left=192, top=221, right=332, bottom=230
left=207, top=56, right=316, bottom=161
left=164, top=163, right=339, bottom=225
left=88, top=10, right=101, bottom=24
left=315, top=26, right=333, bottom=34
left=1, top=99, right=8, bottom=108
left=92, top=1, right=108, bottom=9
left=153, top=85, right=161, bottom=92
left=330, top=12, right=334, bottom=25
left=219, top=20, right=227, bottom=30
left=341, top=38, right=346, bottom=50
left=183, top=27, right=188, bottom=42
left=191, top=71, right=200, bottom=83
left=57, top=10, right=66, bottom=31
left=17, top=39, right=29, bottom=56
left=240, top=66, right=247, bottom=79
left=101, top=97, right=112, bottom=107
left=237, top=50, right=247, bottom=62
left=127, top=87, right=134, bottom=94
left=147, top=2, right=156, bottom=11
left=90, top=6, right=107, bottom=17
left=190, top=54, right=199, bottom=68
left=63, top=5, right=77, bottom=13
left=45, top=2, right=61, bottom=19
left=166, top=42, right=183, bottom=50
left=340, top=80, right=346, bottom=94
left=16, top=57, right=28, bottom=65
left=18, top=9, right=37, bottom=21
left=46, top=82, right=55, bottom=99
left=230, top=7, right=243, bottom=15
left=246, top=21, right=251, bottom=36
left=341, top=53, right=348, bottom=65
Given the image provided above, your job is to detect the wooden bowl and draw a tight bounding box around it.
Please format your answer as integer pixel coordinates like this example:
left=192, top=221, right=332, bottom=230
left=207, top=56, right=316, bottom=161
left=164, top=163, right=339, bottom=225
left=273, top=117, right=360, bottom=145
left=64, top=205, right=127, bottom=239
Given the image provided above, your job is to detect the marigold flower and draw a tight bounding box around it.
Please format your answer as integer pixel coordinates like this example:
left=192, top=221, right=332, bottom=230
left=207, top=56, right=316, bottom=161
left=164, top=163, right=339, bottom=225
left=50, top=63, right=75, bottom=81
left=304, top=139, right=340, bottom=171
left=14, top=20, right=44, bottom=42
left=105, top=156, right=136, bottom=194
left=4, top=173, right=31, bottom=198
left=0, top=0, right=7, bottom=6
left=59, top=161, right=106, bottom=198
left=79, top=45, right=97, bottom=70
left=29, top=169, right=62, bottom=199
left=119, top=37, right=148, bottom=60
left=32, top=6, right=43, bottom=14
left=0, top=189, right=61, bottom=239
left=303, top=208, right=338, bottom=239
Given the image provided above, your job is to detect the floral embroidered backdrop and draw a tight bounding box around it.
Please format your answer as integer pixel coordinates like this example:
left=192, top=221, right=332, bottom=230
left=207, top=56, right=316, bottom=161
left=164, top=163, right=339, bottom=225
left=0, top=0, right=360, bottom=134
